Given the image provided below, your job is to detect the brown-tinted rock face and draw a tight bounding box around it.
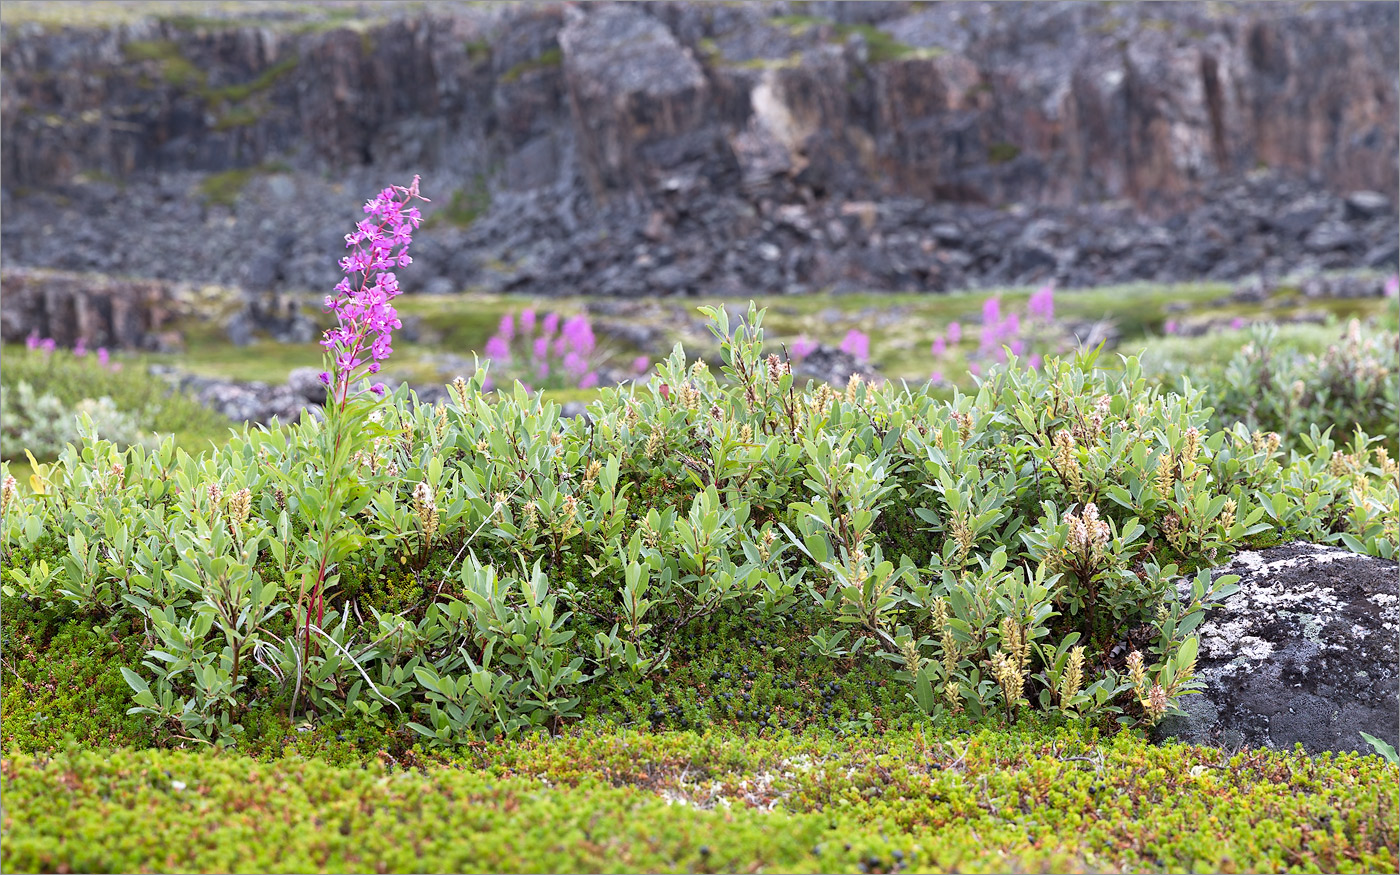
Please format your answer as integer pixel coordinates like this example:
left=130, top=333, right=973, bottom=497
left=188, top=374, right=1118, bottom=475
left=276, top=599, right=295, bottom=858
left=0, top=268, right=185, bottom=349
left=3, top=2, right=1394, bottom=210
left=0, top=268, right=303, bottom=351
left=559, top=4, right=731, bottom=198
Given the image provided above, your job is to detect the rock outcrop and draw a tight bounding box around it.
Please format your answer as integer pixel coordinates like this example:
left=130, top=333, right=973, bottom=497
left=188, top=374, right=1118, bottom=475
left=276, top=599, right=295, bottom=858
left=1, top=1, right=1395, bottom=302
left=5, top=2, right=1396, bottom=205
left=1156, top=542, right=1399, bottom=756
left=0, top=267, right=314, bottom=350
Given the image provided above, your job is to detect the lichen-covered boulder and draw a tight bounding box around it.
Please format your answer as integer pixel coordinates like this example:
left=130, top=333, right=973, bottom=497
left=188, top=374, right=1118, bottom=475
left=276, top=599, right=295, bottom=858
left=1157, top=542, right=1399, bottom=755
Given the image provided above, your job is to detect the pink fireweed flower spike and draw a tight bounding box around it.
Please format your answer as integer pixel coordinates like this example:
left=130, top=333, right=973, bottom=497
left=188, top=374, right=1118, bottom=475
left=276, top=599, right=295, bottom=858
left=322, top=179, right=429, bottom=404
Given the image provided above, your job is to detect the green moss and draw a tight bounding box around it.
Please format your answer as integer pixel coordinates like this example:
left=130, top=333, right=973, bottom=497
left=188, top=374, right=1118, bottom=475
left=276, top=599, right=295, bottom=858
left=204, top=54, right=299, bottom=103
left=988, top=141, right=1021, bottom=164
left=735, top=53, right=804, bottom=71
left=194, top=161, right=291, bottom=207
left=423, top=176, right=492, bottom=230
left=765, top=15, right=937, bottom=63
left=157, top=12, right=237, bottom=31
left=211, top=104, right=262, bottom=131
left=770, top=13, right=826, bottom=34
left=499, top=47, right=563, bottom=84
left=834, top=23, right=938, bottom=63
left=196, top=168, right=257, bottom=207
left=464, top=39, right=492, bottom=65
left=696, top=37, right=722, bottom=62
left=0, top=598, right=154, bottom=752
left=124, top=37, right=297, bottom=109
left=3, top=731, right=1395, bottom=873
left=122, top=38, right=205, bottom=90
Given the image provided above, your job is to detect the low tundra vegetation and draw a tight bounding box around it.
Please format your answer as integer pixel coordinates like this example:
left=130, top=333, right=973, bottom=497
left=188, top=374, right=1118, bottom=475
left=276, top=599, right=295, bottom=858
left=2, top=301, right=1396, bottom=754
left=4, top=728, right=1396, bottom=874
left=2, top=178, right=1395, bottom=873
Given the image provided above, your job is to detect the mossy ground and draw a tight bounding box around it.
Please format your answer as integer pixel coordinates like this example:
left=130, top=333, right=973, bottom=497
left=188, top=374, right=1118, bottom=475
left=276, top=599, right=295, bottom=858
left=3, top=726, right=1395, bottom=874
left=3, top=576, right=1397, bottom=873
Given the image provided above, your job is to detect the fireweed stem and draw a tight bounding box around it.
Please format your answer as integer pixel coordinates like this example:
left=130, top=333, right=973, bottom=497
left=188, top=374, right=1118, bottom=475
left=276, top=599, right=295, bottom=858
left=291, top=178, right=428, bottom=707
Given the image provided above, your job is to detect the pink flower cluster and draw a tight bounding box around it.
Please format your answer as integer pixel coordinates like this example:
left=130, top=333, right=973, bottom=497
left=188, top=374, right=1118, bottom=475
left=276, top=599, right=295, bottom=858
left=482, top=308, right=604, bottom=390
left=978, top=297, right=1024, bottom=361
left=839, top=329, right=870, bottom=362
left=929, top=321, right=961, bottom=358
left=786, top=330, right=871, bottom=363
left=25, top=332, right=119, bottom=371
left=320, top=176, right=428, bottom=401
left=928, top=282, right=1058, bottom=382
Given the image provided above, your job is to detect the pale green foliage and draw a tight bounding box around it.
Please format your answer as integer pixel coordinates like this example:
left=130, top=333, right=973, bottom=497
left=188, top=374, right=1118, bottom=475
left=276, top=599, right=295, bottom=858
left=2, top=302, right=1396, bottom=747
left=0, top=381, right=155, bottom=459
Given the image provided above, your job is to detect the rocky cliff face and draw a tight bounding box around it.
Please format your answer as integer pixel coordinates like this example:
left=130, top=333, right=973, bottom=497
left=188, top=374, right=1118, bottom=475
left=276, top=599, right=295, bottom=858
left=1, top=1, right=1396, bottom=317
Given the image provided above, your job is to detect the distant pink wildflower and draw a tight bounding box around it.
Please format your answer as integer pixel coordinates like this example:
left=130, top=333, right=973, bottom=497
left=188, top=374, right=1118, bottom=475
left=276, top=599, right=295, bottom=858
left=840, top=329, right=870, bottom=361
left=1028, top=282, right=1055, bottom=322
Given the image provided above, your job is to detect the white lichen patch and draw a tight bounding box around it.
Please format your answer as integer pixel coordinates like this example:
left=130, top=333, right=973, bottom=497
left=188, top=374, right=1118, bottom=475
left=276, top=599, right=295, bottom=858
left=1235, top=635, right=1276, bottom=660
left=1368, top=592, right=1400, bottom=631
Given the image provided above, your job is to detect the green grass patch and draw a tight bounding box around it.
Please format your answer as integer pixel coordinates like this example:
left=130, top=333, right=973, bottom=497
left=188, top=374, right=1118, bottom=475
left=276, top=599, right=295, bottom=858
left=211, top=103, right=262, bottom=131
left=197, top=168, right=258, bottom=207
left=0, top=346, right=233, bottom=465
left=767, top=15, right=939, bottom=63
left=464, top=38, right=491, bottom=65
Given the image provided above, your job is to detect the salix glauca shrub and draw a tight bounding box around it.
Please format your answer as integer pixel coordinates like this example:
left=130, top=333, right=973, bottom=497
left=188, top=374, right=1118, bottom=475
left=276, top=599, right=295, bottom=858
left=3, top=280, right=1396, bottom=747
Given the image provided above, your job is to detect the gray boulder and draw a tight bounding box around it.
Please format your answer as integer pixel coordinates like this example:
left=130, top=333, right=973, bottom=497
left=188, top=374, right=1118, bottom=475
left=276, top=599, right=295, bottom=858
left=1157, top=542, right=1398, bottom=755
left=791, top=344, right=882, bottom=390
left=287, top=367, right=329, bottom=405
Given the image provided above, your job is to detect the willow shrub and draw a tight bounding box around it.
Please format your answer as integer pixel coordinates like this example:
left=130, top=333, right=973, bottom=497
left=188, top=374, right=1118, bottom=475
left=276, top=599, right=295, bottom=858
left=1, top=303, right=1395, bottom=749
